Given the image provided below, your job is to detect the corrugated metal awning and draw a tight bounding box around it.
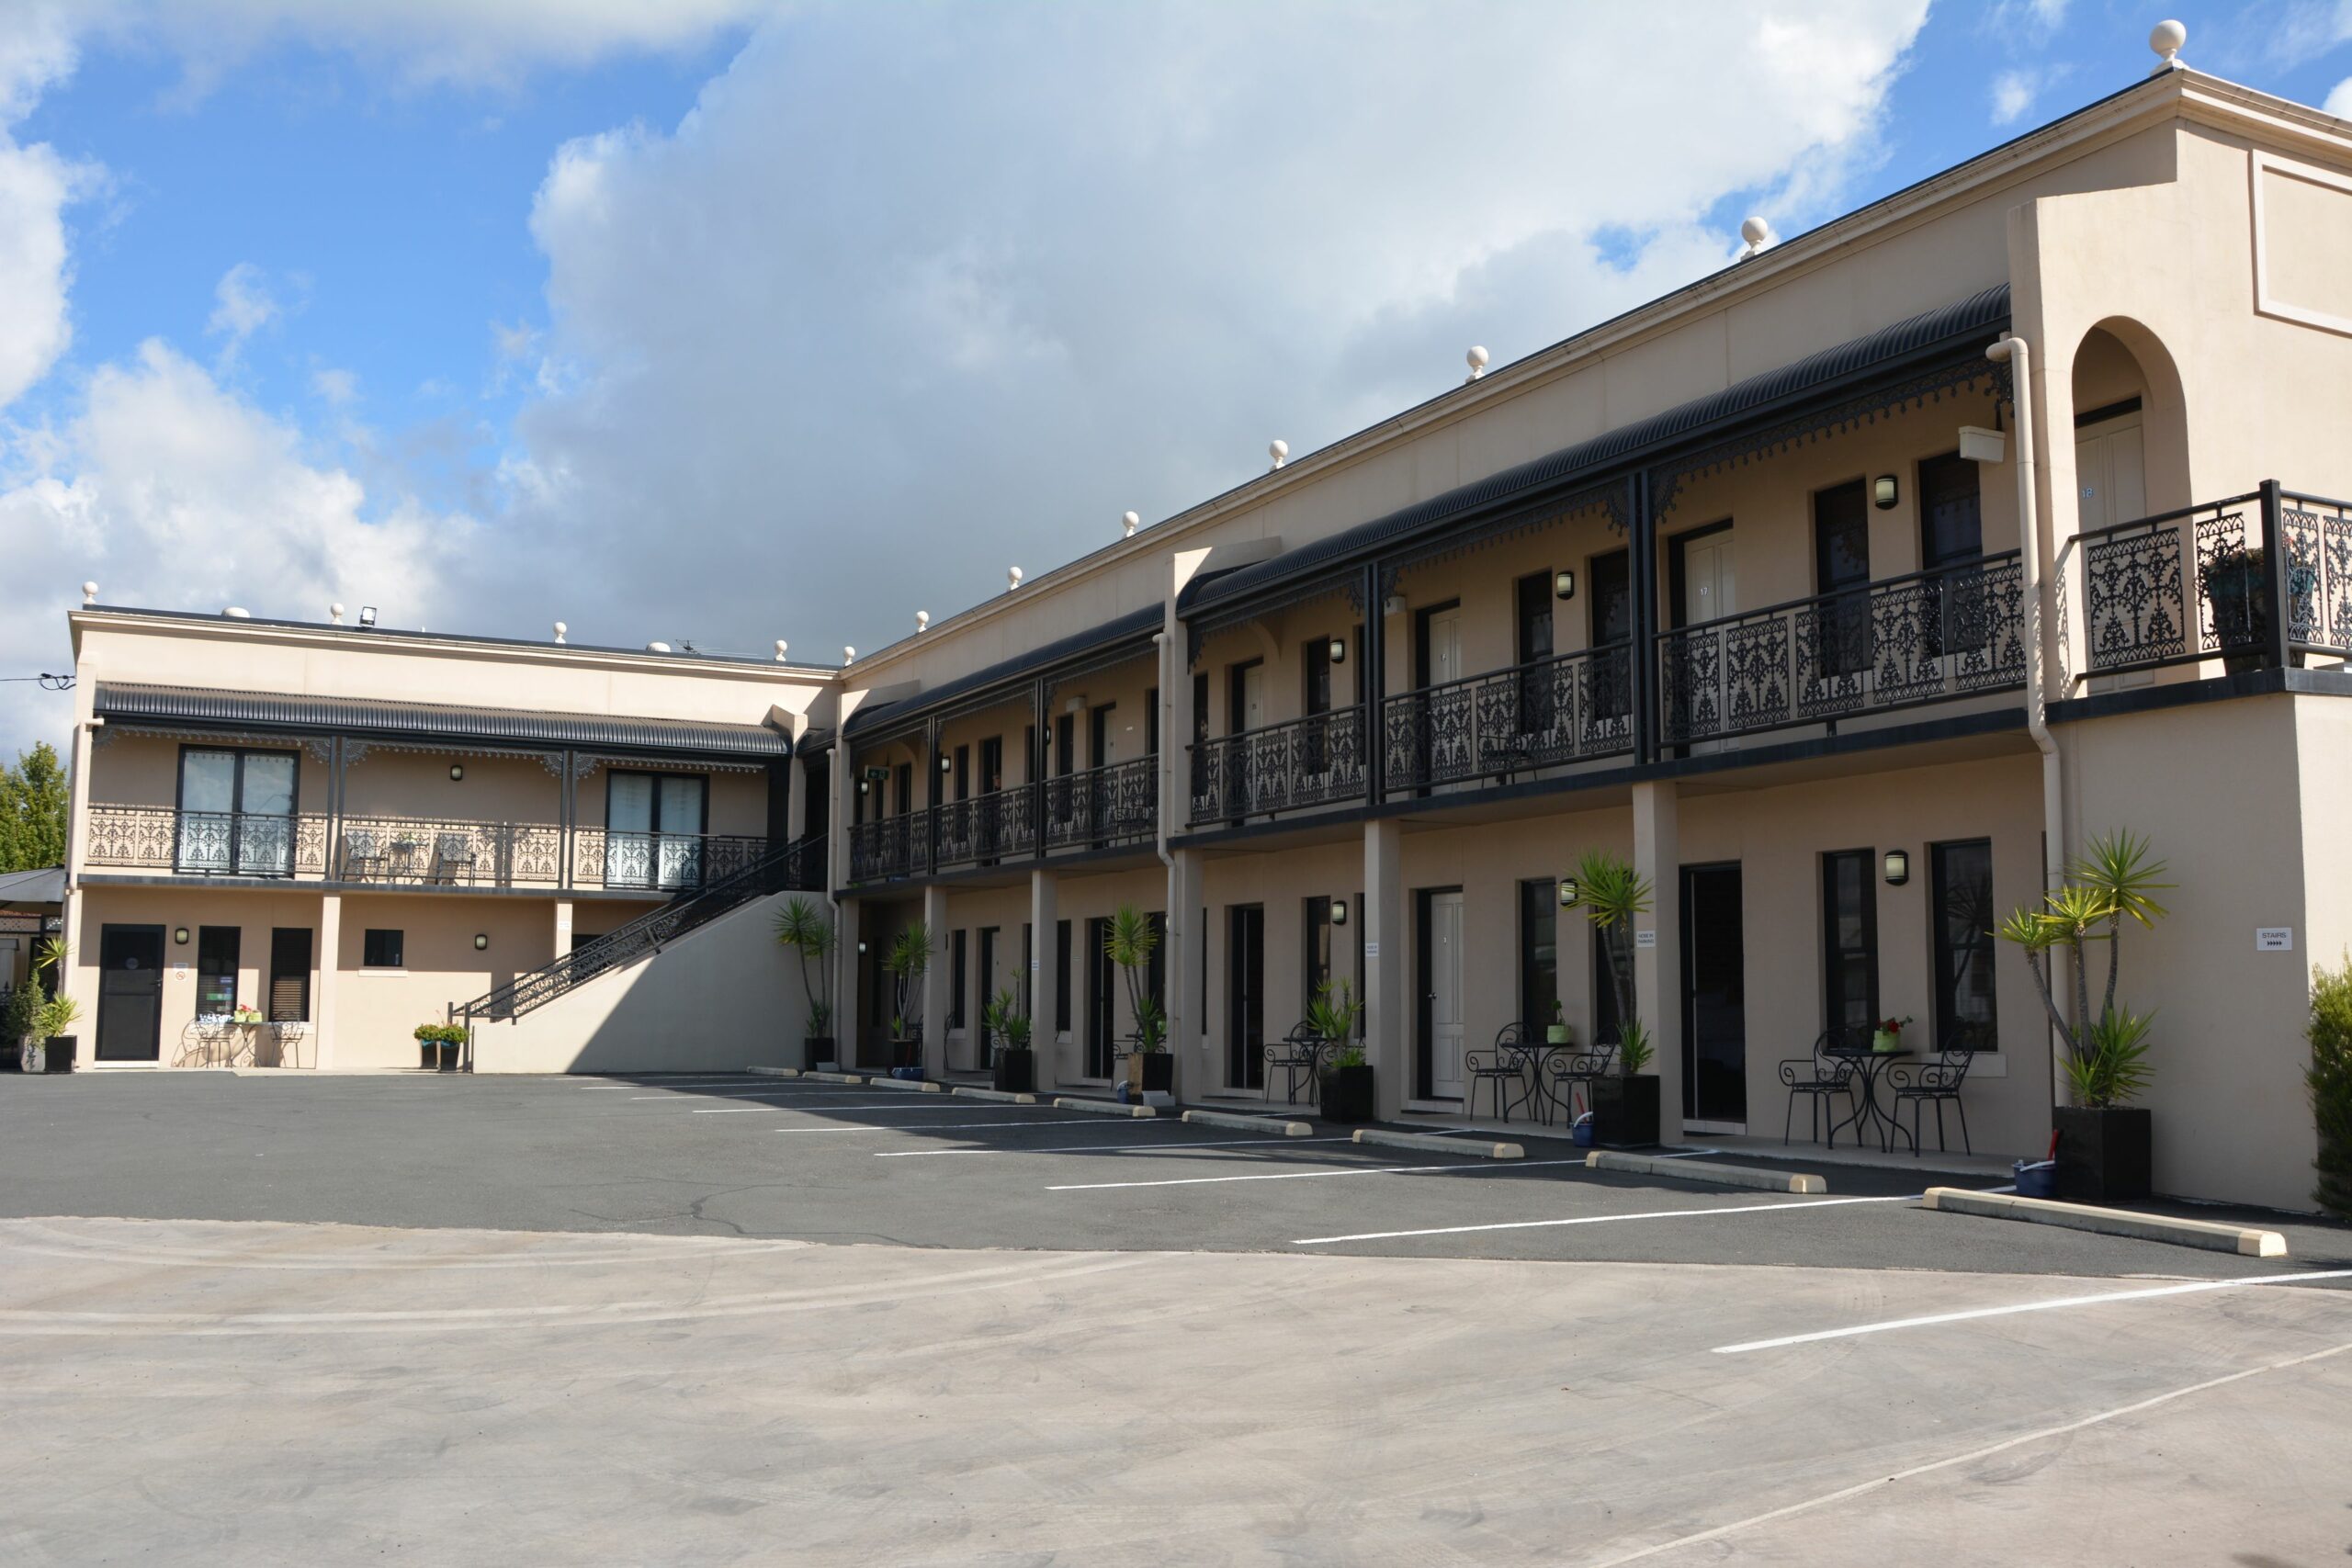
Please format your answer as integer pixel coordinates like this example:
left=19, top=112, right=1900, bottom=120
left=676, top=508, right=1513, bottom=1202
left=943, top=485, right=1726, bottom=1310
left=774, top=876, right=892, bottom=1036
left=843, top=604, right=1162, bottom=739
left=93, top=683, right=791, bottom=758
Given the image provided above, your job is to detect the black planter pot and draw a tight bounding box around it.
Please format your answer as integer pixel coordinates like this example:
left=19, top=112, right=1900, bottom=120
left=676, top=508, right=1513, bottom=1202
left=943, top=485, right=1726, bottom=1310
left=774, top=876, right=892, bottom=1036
left=43, top=1035, right=75, bottom=1074
left=1321, top=1064, right=1375, bottom=1123
left=891, top=1038, right=923, bottom=1071
left=420, top=1042, right=440, bottom=1070
left=437, top=1042, right=461, bottom=1072
left=802, top=1034, right=834, bottom=1073
left=1125, top=1052, right=1174, bottom=1094
left=1589, top=1075, right=1661, bottom=1148
left=993, top=1047, right=1036, bottom=1094
left=2054, top=1105, right=2151, bottom=1201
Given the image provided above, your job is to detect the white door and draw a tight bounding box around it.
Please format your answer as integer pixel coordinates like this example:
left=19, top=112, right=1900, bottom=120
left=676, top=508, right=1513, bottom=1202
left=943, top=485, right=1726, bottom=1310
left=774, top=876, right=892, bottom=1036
left=1428, top=890, right=1465, bottom=1100
left=1680, top=531, right=1737, bottom=750
left=1425, top=607, right=1468, bottom=782
left=1429, top=608, right=1464, bottom=684
left=2077, top=414, right=2149, bottom=688
left=1240, top=665, right=1266, bottom=732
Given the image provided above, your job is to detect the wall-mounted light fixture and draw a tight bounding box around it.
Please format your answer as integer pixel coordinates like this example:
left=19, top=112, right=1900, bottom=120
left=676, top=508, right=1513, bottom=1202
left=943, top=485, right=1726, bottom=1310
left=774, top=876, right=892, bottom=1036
left=1872, top=474, right=1899, bottom=511
left=1382, top=592, right=1407, bottom=617
left=1883, top=848, right=1910, bottom=886
left=1557, top=879, right=1580, bottom=908
left=473, top=933, right=490, bottom=951
left=448, top=763, right=465, bottom=782
left=1329, top=897, right=1349, bottom=927
left=857, top=778, right=871, bottom=795
left=174, top=927, right=190, bottom=945
left=357, top=605, right=378, bottom=627
left=939, top=754, right=953, bottom=773
left=857, top=940, right=868, bottom=954
left=1327, top=637, right=1348, bottom=665
left=1553, top=569, right=1577, bottom=601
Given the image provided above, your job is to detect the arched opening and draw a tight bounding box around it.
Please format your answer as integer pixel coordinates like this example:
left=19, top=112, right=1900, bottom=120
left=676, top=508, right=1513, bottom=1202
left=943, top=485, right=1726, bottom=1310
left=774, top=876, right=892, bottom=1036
left=2068, top=319, right=2190, bottom=534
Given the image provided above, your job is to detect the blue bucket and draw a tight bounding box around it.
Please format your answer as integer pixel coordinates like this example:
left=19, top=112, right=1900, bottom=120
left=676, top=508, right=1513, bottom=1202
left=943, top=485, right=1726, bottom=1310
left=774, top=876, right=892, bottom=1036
left=2013, top=1159, right=2058, bottom=1199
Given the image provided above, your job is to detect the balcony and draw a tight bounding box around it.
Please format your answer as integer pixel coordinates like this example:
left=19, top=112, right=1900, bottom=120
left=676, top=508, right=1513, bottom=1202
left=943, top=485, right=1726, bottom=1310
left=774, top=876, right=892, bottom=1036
left=84, top=804, right=771, bottom=895
left=1657, top=552, right=2027, bottom=748
left=1190, top=706, right=1365, bottom=826
left=934, top=786, right=1039, bottom=872
left=854, top=762, right=1162, bottom=885
left=850, top=813, right=920, bottom=883
left=1382, top=644, right=1634, bottom=794
left=1044, top=757, right=1156, bottom=850
left=2076, top=485, right=2352, bottom=679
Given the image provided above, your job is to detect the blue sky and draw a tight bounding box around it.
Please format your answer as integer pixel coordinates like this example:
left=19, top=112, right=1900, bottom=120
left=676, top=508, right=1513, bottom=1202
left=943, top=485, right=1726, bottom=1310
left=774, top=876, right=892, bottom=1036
left=5, top=1, right=2352, bottom=757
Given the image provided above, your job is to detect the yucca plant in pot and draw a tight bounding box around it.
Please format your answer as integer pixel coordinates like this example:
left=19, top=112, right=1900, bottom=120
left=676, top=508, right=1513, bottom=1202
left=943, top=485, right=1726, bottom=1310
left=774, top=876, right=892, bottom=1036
left=1105, top=906, right=1172, bottom=1096
left=982, top=987, right=1035, bottom=1094
left=1999, top=829, right=2170, bottom=1201
left=1306, top=981, right=1371, bottom=1122
left=881, top=921, right=933, bottom=1073
left=772, top=897, right=837, bottom=1071
left=1569, top=850, right=1659, bottom=1147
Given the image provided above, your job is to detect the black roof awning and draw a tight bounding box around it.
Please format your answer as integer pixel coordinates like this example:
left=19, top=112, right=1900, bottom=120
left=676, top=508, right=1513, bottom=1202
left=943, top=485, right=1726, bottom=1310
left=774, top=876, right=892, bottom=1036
left=844, top=604, right=1162, bottom=739
left=93, top=683, right=791, bottom=759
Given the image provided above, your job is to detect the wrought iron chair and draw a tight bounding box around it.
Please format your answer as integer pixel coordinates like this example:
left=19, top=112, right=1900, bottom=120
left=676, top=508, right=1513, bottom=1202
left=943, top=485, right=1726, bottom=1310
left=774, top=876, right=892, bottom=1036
left=1539, top=1038, right=1619, bottom=1125
left=433, top=831, right=479, bottom=886
left=1264, top=1021, right=1324, bottom=1106
left=1886, top=1028, right=1984, bottom=1156
left=1778, top=1027, right=1863, bottom=1145
left=1464, top=1022, right=1534, bottom=1122
left=340, top=829, right=385, bottom=883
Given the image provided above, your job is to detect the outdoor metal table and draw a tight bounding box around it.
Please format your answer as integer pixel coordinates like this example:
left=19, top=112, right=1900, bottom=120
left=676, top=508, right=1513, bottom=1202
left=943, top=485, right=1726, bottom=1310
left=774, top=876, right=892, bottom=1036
left=1826, top=1044, right=1915, bottom=1153
left=1513, top=1042, right=1582, bottom=1123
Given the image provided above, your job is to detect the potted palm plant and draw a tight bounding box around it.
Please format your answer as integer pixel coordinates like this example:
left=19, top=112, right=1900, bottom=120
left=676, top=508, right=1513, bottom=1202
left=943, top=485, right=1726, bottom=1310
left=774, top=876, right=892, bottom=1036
left=1306, top=980, right=1371, bottom=1122
left=772, top=897, right=837, bottom=1071
left=882, top=921, right=933, bottom=1074
left=1999, top=829, right=2171, bottom=1201
left=1569, top=849, right=1659, bottom=1147
left=982, top=987, right=1035, bottom=1093
left=1105, top=906, right=1172, bottom=1096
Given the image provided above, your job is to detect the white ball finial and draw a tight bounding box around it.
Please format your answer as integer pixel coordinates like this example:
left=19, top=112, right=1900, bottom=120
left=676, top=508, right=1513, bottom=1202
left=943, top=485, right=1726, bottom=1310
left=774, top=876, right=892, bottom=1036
left=1123, top=510, right=1140, bottom=537
left=553, top=621, right=567, bottom=643
left=2149, top=19, right=2185, bottom=72
left=1464, top=345, right=1489, bottom=382
left=916, top=610, right=930, bottom=633
left=1739, top=216, right=1772, bottom=257
left=1008, top=566, right=1023, bottom=591
left=329, top=603, right=345, bottom=625
left=774, top=638, right=788, bottom=661
left=81, top=581, right=97, bottom=605
left=1268, top=438, right=1289, bottom=470
left=842, top=645, right=855, bottom=665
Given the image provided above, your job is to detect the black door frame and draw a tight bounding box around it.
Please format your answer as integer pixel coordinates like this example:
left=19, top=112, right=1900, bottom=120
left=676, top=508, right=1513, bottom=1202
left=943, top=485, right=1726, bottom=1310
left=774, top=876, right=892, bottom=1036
left=1413, top=884, right=1464, bottom=1100
left=1678, top=862, right=1747, bottom=1128
left=96, top=923, right=166, bottom=1062
left=1227, top=904, right=1264, bottom=1089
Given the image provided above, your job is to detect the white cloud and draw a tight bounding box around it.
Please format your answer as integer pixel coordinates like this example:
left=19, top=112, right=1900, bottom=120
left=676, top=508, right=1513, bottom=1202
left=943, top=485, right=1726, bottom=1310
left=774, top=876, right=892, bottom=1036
left=311, top=366, right=357, bottom=405
left=206, top=262, right=278, bottom=367
left=0, top=341, right=473, bottom=746
left=1993, top=69, right=2036, bottom=125
left=496, top=1, right=1930, bottom=657
left=2327, top=76, right=2352, bottom=121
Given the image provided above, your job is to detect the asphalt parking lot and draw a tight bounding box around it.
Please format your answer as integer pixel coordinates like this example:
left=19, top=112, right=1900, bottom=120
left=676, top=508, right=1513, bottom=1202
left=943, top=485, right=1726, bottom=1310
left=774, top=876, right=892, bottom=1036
left=3, top=1070, right=2349, bottom=1565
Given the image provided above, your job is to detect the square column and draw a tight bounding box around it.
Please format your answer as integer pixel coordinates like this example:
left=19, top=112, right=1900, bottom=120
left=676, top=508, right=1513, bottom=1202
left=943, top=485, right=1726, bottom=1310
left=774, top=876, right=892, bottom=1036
left=313, top=893, right=342, bottom=1070
left=1363, top=818, right=1407, bottom=1120
left=1029, top=868, right=1060, bottom=1095
left=921, top=885, right=950, bottom=1076
left=1165, top=847, right=1204, bottom=1100
left=554, top=900, right=574, bottom=958
left=1632, top=780, right=1682, bottom=1145
left=833, top=897, right=862, bottom=1071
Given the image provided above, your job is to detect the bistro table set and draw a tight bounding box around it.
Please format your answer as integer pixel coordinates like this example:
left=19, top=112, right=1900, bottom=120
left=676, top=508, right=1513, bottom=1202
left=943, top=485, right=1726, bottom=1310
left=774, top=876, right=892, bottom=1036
left=1464, top=1023, right=1618, bottom=1126
left=1778, top=1022, right=1982, bottom=1155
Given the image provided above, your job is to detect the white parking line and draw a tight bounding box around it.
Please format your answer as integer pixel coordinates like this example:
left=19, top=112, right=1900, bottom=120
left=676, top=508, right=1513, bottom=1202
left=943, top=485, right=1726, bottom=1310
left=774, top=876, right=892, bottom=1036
left=775, top=1119, right=1061, bottom=1134
left=1046, top=1157, right=1586, bottom=1191
left=1293, top=1192, right=1920, bottom=1245
left=1712, top=1266, right=2352, bottom=1354
left=580, top=1079, right=776, bottom=1090
left=627, top=1090, right=821, bottom=1100
left=878, top=1135, right=1355, bottom=1158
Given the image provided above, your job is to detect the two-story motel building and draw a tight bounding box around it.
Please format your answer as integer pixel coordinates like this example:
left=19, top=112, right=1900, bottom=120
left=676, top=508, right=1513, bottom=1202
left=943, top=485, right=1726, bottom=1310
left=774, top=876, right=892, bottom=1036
left=51, top=60, right=2352, bottom=1212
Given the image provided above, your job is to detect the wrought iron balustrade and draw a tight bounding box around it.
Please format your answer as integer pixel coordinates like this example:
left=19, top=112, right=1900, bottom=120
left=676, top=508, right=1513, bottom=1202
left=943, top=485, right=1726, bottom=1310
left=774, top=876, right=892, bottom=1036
left=933, top=784, right=1039, bottom=871
left=1657, top=552, right=2025, bottom=747
left=1044, top=757, right=1157, bottom=849
left=2079, top=487, right=2352, bottom=678
left=1189, top=706, right=1365, bottom=826
left=849, top=812, right=922, bottom=882
left=571, top=828, right=766, bottom=893
left=85, top=804, right=329, bottom=878
left=1383, top=645, right=1634, bottom=793
left=339, top=816, right=563, bottom=887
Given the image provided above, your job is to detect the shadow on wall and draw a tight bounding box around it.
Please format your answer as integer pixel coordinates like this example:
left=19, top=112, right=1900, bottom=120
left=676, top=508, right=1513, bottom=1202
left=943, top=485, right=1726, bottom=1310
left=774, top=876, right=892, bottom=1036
left=474, top=892, right=810, bottom=1074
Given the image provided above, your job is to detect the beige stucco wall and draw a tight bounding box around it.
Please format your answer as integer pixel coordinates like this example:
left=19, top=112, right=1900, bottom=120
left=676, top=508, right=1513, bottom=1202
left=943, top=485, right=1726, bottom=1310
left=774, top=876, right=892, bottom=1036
left=66, top=886, right=330, bottom=1066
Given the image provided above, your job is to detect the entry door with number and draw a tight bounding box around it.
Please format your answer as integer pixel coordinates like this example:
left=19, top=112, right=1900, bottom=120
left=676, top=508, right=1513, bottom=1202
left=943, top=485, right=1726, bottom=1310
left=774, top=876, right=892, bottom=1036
left=96, top=924, right=165, bottom=1062
left=1419, top=888, right=1465, bottom=1100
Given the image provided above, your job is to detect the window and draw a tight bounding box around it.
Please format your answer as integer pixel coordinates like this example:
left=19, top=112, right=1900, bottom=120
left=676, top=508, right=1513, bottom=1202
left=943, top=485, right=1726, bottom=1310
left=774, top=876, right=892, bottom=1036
left=1519, top=879, right=1557, bottom=1033
left=1822, top=849, right=1879, bottom=1041
left=977, top=928, right=999, bottom=1059
left=1148, top=912, right=1167, bottom=1019
left=1054, top=714, right=1075, bottom=777
left=948, top=930, right=967, bottom=1031
left=979, top=737, right=1003, bottom=795
left=1517, top=572, right=1555, bottom=665
left=893, top=761, right=914, bottom=815
left=954, top=745, right=970, bottom=803
left=1145, top=689, right=1159, bottom=757
left=1918, top=451, right=1984, bottom=570
left=197, top=927, right=240, bottom=1015
left=1304, top=897, right=1333, bottom=1001
left=1304, top=637, right=1333, bottom=716
left=1932, top=840, right=1997, bottom=1051
left=605, top=772, right=709, bottom=890
left=362, top=929, right=404, bottom=969
left=1814, top=479, right=1871, bottom=678
left=1021, top=922, right=1034, bottom=1017
left=1085, top=915, right=1115, bottom=1077
left=1589, top=548, right=1634, bottom=724
left=1055, top=919, right=1072, bottom=1032
left=1592, top=927, right=1623, bottom=1045
left=176, top=747, right=298, bottom=875
left=267, top=928, right=312, bottom=1023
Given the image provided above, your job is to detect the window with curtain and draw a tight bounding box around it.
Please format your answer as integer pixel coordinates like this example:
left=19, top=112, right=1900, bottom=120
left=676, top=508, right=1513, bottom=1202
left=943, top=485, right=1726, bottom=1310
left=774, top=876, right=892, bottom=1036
left=1822, top=849, right=1879, bottom=1040
left=1932, top=840, right=1997, bottom=1051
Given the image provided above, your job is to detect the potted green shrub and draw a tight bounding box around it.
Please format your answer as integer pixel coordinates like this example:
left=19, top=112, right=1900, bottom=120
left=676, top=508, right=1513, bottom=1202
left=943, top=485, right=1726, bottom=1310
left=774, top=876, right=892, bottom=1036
left=1106, top=906, right=1172, bottom=1096
left=1, top=976, right=40, bottom=1072
left=1872, top=1015, right=1913, bottom=1054
left=413, top=1022, right=466, bottom=1071
left=2305, top=955, right=2352, bottom=1221
left=10, top=939, right=75, bottom=1073
left=1306, top=981, right=1371, bottom=1122
left=2204, top=546, right=2317, bottom=673
left=1999, top=829, right=2170, bottom=1201
left=983, top=987, right=1035, bottom=1094
left=773, top=897, right=837, bottom=1071
left=882, top=921, right=933, bottom=1073
left=1569, top=850, right=1659, bottom=1147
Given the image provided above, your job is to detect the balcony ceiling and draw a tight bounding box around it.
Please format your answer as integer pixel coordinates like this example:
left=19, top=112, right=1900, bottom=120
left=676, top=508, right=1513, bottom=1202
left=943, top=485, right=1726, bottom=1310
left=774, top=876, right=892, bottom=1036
left=843, top=603, right=1162, bottom=741
left=92, top=682, right=792, bottom=759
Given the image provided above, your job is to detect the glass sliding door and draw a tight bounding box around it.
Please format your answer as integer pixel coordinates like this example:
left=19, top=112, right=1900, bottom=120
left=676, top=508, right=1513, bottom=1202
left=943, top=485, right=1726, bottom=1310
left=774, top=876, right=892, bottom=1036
left=655, top=775, right=706, bottom=889
left=605, top=772, right=709, bottom=891
left=176, top=748, right=297, bottom=875
left=237, top=753, right=296, bottom=874
left=176, top=750, right=238, bottom=873
left=605, top=773, right=654, bottom=888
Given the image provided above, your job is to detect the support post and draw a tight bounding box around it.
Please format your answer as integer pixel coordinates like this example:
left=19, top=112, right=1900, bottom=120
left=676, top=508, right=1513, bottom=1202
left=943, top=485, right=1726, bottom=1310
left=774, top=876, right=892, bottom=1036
left=1031, top=678, right=1049, bottom=857
left=2259, top=479, right=2292, bottom=671
left=1363, top=817, right=1407, bottom=1121
left=1363, top=561, right=1386, bottom=805
left=920, top=884, right=950, bottom=1077
left=1629, top=472, right=1657, bottom=766
left=314, top=892, right=342, bottom=1070
left=834, top=896, right=863, bottom=1071
left=1165, top=847, right=1204, bottom=1100
left=1631, top=780, right=1681, bottom=1145
left=1029, top=868, right=1060, bottom=1094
